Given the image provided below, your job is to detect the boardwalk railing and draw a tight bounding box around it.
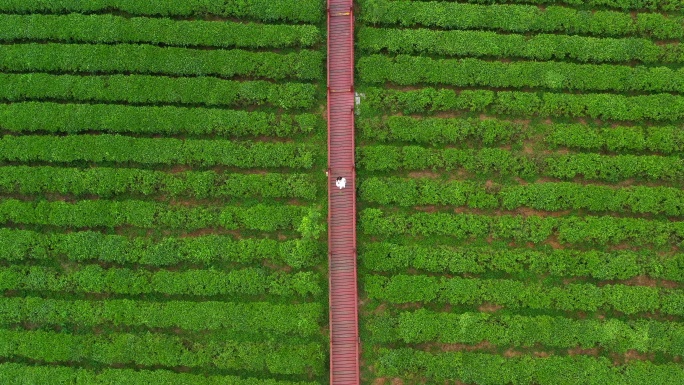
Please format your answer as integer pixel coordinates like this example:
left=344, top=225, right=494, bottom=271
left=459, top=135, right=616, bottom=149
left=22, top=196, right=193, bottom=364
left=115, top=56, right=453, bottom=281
left=327, top=0, right=359, bottom=384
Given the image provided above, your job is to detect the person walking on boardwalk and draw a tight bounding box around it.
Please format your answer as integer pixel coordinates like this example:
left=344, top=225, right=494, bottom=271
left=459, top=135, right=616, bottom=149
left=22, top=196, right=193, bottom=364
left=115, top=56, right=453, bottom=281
left=335, top=176, right=346, bottom=189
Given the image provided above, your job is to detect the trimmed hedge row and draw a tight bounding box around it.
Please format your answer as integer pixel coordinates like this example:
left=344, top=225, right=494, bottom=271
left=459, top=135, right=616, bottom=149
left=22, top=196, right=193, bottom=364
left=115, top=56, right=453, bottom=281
left=357, top=146, right=684, bottom=182
left=0, top=363, right=319, bottom=385
left=0, top=135, right=318, bottom=168
left=0, top=199, right=310, bottom=232
left=358, top=116, right=524, bottom=145
left=360, top=242, right=684, bottom=281
left=0, top=43, right=323, bottom=80
left=370, top=0, right=683, bottom=15
left=0, top=102, right=322, bottom=137
left=358, top=27, right=680, bottom=64
left=0, top=166, right=319, bottom=200
left=359, top=0, right=684, bottom=39
left=361, top=87, right=684, bottom=121
left=0, top=297, right=322, bottom=336
left=357, top=146, right=536, bottom=175
left=0, top=0, right=324, bottom=23
left=359, top=55, right=684, bottom=93
left=376, top=348, right=684, bottom=384
left=545, top=123, right=684, bottom=153
left=430, top=0, right=683, bottom=12
left=365, top=274, right=684, bottom=315
left=0, top=229, right=320, bottom=269
left=360, top=208, right=684, bottom=246
left=0, top=13, right=321, bottom=48
left=0, top=329, right=324, bottom=376
left=359, top=177, right=684, bottom=216
left=369, top=309, right=684, bottom=355
left=363, top=116, right=684, bottom=154
left=0, top=73, right=317, bottom=109
left=0, top=363, right=318, bottom=385
left=0, top=265, right=322, bottom=297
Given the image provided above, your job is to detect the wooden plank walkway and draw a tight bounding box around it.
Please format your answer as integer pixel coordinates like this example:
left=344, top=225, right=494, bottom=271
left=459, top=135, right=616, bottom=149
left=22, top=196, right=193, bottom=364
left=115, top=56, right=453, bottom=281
left=327, top=0, right=359, bottom=384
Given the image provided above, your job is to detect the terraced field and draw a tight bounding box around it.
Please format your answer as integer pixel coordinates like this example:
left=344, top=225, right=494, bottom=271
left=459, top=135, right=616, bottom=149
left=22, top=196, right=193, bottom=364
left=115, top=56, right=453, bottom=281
left=0, top=1, right=329, bottom=384
left=355, top=0, right=684, bottom=383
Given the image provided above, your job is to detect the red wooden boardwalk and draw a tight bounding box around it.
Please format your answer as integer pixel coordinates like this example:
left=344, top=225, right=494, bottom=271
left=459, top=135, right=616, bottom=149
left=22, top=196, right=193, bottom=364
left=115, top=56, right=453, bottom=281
left=327, top=0, right=359, bottom=384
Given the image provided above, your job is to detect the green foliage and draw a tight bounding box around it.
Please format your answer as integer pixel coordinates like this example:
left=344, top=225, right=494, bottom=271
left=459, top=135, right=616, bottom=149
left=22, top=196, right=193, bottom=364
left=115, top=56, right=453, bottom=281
left=0, top=73, right=318, bottom=110
left=365, top=274, right=683, bottom=315
left=0, top=228, right=320, bottom=269
left=0, top=102, right=322, bottom=136
left=0, top=0, right=327, bottom=383
left=0, top=198, right=308, bottom=231
left=0, top=166, right=319, bottom=200
left=359, top=0, right=684, bottom=39
left=297, top=208, right=326, bottom=240
left=359, top=54, right=684, bottom=93
left=0, top=265, right=322, bottom=298
left=544, top=123, right=684, bottom=154
left=358, top=116, right=523, bottom=145
left=0, top=329, right=324, bottom=375
left=0, top=43, right=324, bottom=80
left=360, top=208, right=684, bottom=246
left=360, top=177, right=684, bottom=215
left=358, top=27, right=675, bottom=63
left=0, top=363, right=320, bottom=385
left=0, top=13, right=321, bottom=48
left=375, top=348, right=684, bottom=384
left=358, top=145, right=684, bottom=182
left=0, top=134, right=318, bottom=168
left=361, top=86, right=684, bottom=121
left=357, top=146, right=537, bottom=176
left=0, top=0, right=325, bottom=23
left=369, top=309, right=684, bottom=355
left=445, top=0, right=683, bottom=12
left=360, top=242, right=684, bottom=281
left=0, top=296, right=323, bottom=337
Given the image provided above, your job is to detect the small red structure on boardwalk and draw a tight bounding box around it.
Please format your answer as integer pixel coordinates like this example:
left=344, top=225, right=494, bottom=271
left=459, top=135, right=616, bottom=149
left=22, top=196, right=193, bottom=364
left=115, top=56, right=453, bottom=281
left=327, top=0, right=359, bottom=384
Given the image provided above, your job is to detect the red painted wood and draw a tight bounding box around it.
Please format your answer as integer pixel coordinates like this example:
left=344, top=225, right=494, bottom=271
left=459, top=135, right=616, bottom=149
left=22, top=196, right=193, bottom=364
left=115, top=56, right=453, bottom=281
left=327, top=0, right=358, bottom=384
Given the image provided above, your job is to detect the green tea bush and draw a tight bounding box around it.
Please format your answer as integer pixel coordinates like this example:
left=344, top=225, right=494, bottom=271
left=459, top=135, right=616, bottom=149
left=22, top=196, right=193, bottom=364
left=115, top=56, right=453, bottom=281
left=0, top=14, right=321, bottom=48
left=365, top=275, right=684, bottom=315
left=0, top=228, right=320, bottom=269
left=0, top=329, right=324, bottom=375
left=360, top=177, right=684, bottom=215
left=358, top=145, right=684, bottom=182
left=0, top=199, right=308, bottom=231
left=359, top=55, right=684, bottom=93
left=358, top=27, right=675, bottom=63
left=0, top=363, right=320, bottom=385
left=0, top=296, right=323, bottom=336
left=0, top=43, right=323, bottom=80
left=0, top=102, right=322, bottom=136
left=362, top=87, right=684, bottom=121
left=358, top=116, right=524, bottom=144
left=0, top=265, right=322, bottom=297
left=360, top=242, right=684, bottom=281
left=369, top=309, right=684, bottom=355
left=360, top=208, right=684, bottom=246
left=359, top=0, right=684, bottom=39
left=0, top=166, right=319, bottom=200
left=0, top=0, right=324, bottom=23
left=0, top=134, right=318, bottom=168
left=0, top=74, right=317, bottom=110
left=375, top=348, right=684, bottom=384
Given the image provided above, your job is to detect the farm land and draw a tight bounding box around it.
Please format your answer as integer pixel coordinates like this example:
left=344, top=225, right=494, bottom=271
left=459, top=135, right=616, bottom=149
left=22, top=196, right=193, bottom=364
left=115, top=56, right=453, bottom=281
left=2, top=0, right=684, bottom=384
left=0, top=1, right=330, bottom=384
left=355, top=0, right=684, bottom=383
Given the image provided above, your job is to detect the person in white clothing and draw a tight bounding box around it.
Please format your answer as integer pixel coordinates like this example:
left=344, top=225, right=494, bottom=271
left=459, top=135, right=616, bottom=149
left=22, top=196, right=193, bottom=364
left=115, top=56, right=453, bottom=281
left=335, top=177, right=346, bottom=189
